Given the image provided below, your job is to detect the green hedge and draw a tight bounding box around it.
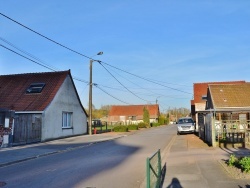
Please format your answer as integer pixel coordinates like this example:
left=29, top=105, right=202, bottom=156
left=138, top=122, right=149, bottom=128
left=113, top=125, right=128, bottom=132
left=128, top=124, right=138, bottom=130
left=152, top=122, right=160, bottom=127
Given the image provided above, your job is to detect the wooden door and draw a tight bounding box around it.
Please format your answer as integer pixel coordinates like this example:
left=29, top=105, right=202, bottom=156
left=13, top=114, right=42, bottom=145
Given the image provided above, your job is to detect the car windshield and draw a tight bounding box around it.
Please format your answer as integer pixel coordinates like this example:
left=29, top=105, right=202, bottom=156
left=178, top=118, right=193, bottom=124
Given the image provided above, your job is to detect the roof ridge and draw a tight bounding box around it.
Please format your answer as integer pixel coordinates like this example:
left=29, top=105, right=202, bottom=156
left=194, top=80, right=245, bottom=85
left=0, top=70, right=70, bottom=77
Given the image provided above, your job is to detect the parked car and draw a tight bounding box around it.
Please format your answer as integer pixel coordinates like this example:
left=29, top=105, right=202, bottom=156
left=177, top=117, right=195, bottom=135
left=92, top=119, right=102, bottom=127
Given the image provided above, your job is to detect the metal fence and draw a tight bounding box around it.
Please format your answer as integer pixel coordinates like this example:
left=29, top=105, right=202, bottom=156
left=146, top=149, right=162, bottom=188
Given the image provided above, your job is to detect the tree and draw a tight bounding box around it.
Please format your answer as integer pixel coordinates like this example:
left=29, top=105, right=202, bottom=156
left=143, top=107, right=150, bottom=125
left=91, top=105, right=111, bottom=119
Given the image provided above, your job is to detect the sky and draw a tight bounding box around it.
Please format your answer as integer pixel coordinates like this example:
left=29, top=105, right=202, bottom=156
left=1, top=1, right=250, bottom=112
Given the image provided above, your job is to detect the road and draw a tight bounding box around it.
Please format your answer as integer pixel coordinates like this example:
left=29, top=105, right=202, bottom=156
left=0, top=125, right=175, bottom=188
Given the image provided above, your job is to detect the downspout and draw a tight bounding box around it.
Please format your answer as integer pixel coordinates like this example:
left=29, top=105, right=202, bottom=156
left=211, top=109, right=216, bottom=147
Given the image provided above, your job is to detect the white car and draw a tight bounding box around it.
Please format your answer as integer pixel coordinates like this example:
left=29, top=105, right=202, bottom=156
left=177, top=117, right=195, bottom=135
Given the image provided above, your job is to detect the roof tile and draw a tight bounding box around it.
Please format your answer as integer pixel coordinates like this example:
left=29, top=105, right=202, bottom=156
left=0, top=70, right=69, bottom=111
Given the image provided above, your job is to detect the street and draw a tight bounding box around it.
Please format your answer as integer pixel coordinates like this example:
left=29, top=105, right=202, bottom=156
left=0, top=125, right=175, bottom=188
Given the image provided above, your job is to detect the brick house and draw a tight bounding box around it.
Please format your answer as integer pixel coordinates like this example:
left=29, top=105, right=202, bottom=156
left=108, top=104, right=160, bottom=125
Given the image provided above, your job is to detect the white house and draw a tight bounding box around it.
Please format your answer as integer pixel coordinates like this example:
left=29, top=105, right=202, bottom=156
left=0, top=70, right=87, bottom=146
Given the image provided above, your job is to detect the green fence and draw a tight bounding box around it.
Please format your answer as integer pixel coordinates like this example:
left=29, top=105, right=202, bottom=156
left=146, top=149, right=162, bottom=188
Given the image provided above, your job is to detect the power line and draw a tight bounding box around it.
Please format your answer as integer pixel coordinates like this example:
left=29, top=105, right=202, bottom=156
left=1, top=12, right=194, bottom=96
left=98, top=61, right=150, bottom=103
left=95, top=85, right=130, bottom=105
left=0, top=43, right=89, bottom=84
left=0, top=44, right=56, bottom=71
left=0, top=12, right=91, bottom=60
left=0, top=36, right=60, bottom=71
left=100, top=61, right=193, bottom=95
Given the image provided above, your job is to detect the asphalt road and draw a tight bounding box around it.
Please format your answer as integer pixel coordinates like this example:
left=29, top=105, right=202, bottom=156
left=0, top=125, right=175, bottom=188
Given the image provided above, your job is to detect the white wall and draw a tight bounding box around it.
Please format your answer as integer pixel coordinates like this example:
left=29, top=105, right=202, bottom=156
left=42, top=75, right=87, bottom=141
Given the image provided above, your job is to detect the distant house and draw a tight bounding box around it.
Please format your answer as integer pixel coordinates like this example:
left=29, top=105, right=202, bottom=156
left=108, top=104, right=160, bottom=125
left=0, top=70, right=87, bottom=147
left=198, top=83, right=250, bottom=147
left=190, top=81, right=245, bottom=131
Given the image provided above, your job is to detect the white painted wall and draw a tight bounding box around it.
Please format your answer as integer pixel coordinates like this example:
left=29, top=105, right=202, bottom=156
left=42, top=75, right=87, bottom=141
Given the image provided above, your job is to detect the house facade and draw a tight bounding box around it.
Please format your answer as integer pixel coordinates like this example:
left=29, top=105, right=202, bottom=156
left=0, top=70, right=87, bottom=147
left=197, top=83, right=250, bottom=147
left=190, top=81, right=245, bottom=131
left=108, top=104, right=160, bottom=125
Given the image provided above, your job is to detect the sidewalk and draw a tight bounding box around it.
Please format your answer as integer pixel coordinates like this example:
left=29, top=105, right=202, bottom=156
left=0, top=132, right=128, bottom=167
left=162, top=134, right=250, bottom=188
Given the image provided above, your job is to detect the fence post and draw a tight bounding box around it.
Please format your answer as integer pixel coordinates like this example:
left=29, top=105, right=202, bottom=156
left=146, top=157, right=150, bottom=188
left=157, top=149, right=162, bottom=187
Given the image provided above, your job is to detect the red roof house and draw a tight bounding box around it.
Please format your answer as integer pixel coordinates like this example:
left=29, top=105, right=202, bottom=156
left=191, top=81, right=245, bottom=121
left=0, top=70, right=87, bottom=146
left=108, top=104, right=160, bottom=124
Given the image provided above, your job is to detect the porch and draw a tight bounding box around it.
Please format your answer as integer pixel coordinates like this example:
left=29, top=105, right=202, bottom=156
left=197, top=110, right=250, bottom=148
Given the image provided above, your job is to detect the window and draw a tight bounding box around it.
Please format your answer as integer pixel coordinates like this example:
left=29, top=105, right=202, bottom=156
left=26, top=83, right=45, bottom=93
left=62, top=112, right=73, bottom=128
left=131, top=116, right=136, bottom=121
left=202, top=95, right=207, bottom=100
left=178, top=118, right=194, bottom=124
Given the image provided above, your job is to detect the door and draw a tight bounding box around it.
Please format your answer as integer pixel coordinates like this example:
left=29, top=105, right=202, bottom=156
left=13, top=114, right=42, bottom=145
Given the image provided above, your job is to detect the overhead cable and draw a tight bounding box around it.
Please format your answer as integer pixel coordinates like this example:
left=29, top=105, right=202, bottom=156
left=0, top=44, right=89, bottom=84
left=0, top=44, right=56, bottom=71
left=0, top=12, right=91, bottom=59
left=0, top=36, right=60, bottom=71
left=0, top=12, right=193, bottom=96
left=95, top=85, right=130, bottom=105
left=98, top=62, right=150, bottom=103
left=100, top=61, right=193, bottom=95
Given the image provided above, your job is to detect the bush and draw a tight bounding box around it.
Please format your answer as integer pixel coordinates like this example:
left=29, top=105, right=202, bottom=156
left=152, top=122, right=160, bottom=127
left=138, top=122, right=149, bottom=128
left=113, top=125, right=128, bottom=132
left=239, top=157, right=250, bottom=173
left=128, top=124, right=138, bottom=130
left=228, top=154, right=238, bottom=166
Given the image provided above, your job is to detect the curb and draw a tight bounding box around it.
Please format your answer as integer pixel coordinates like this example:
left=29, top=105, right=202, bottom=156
left=0, top=135, right=126, bottom=168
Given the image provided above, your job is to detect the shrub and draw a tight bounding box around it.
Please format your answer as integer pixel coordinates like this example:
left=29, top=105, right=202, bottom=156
left=228, top=154, right=237, bottom=166
left=239, top=157, right=250, bottom=173
left=113, top=125, right=128, bottom=132
left=128, top=124, right=138, bottom=130
left=138, top=122, right=149, bottom=128
left=152, top=122, right=160, bottom=127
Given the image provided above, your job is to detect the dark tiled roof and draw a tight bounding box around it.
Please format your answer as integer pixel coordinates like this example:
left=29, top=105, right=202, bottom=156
left=192, top=81, right=245, bottom=103
left=209, top=83, right=250, bottom=108
left=109, top=104, right=159, bottom=117
left=0, top=70, right=69, bottom=111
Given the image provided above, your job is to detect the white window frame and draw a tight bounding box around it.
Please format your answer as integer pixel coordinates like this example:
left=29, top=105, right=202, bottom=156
left=62, top=112, right=73, bottom=128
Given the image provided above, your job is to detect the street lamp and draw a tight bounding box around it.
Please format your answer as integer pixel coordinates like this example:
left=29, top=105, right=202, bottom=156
left=89, top=52, right=103, bottom=135
left=155, top=96, right=161, bottom=122
left=156, top=96, right=161, bottom=104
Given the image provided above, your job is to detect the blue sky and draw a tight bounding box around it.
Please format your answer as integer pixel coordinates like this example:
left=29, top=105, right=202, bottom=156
left=1, top=1, right=250, bottom=112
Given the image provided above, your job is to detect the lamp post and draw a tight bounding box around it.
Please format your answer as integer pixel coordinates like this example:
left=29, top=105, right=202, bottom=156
left=89, top=52, right=103, bottom=135
left=156, top=96, right=161, bottom=104
left=155, top=96, right=161, bottom=123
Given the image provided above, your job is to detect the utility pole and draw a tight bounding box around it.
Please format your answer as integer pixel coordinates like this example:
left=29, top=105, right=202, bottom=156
left=89, top=59, right=94, bottom=135
left=88, top=52, right=103, bottom=135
